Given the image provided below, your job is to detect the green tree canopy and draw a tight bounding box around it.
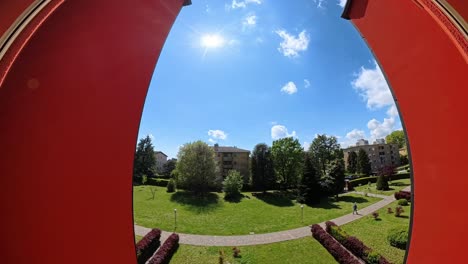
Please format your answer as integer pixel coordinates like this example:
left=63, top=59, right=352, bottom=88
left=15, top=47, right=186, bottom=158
left=133, top=135, right=157, bottom=182
left=271, top=137, right=304, bottom=189
left=386, top=130, right=406, bottom=149
left=357, top=149, right=372, bottom=176
left=163, top=159, right=177, bottom=178
left=223, top=170, right=244, bottom=198
left=297, top=153, right=321, bottom=205
left=251, top=143, right=275, bottom=192
left=347, top=151, right=358, bottom=174
left=309, top=134, right=343, bottom=176
left=321, top=159, right=345, bottom=198
left=174, top=140, right=218, bottom=194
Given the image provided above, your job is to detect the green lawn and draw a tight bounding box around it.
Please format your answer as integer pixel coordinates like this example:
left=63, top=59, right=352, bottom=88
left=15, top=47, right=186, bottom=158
left=170, top=237, right=337, bottom=264
left=135, top=235, right=142, bottom=243
left=353, top=179, right=411, bottom=196
left=133, top=186, right=381, bottom=235
left=340, top=200, right=411, bottom=264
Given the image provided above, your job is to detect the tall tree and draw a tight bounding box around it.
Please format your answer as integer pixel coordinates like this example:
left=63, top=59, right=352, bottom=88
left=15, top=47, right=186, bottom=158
left=309, top=135, right=342, bottom=176
left=133, top=135, right=157, bottom=183
left=163, top=159, right=177, bottom=178
left=386, top=130, right=406, bottom=149
left=251, top=143, right=275, bottom=192
left=297, top=153, right=321, bottom=205
left=357, top=149, right=372, bottom=176
left=271, top=137, right=304, bottom=189
left=321, top=160, right=345, bottom=198
left=174, top=140, right=218, bottom=195
left=347, top=151, right=358, bottom=174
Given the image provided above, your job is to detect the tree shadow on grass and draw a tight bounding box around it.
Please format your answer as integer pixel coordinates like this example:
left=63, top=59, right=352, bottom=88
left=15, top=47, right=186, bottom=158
left=224, top=193, right=247, bottom=203
left=314, top=195, right=371, bottom=209
left=170, top=191, right=221, bottom=213
left=390, top=182, right=411, bottom=187
left=252, top=191, right=294, bottom=207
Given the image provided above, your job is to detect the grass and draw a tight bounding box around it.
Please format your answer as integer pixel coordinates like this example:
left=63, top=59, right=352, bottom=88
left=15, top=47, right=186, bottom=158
left=340, top=200, right=411, bottom=264
left=353, top=179, right=411, bottom=196
left=170, top=237, right=337, bottom=264
left=135, top=235, right=143, bottom=243
left=133, top=186, right=381, bottom=235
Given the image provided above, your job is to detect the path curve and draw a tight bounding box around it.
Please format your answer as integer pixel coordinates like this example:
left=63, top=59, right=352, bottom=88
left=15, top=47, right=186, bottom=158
left=134, top=186, right=410, bottom=246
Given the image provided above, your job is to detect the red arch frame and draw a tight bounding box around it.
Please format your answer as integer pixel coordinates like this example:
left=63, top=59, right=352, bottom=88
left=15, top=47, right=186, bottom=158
left=0, top=1, right=467, bottom=263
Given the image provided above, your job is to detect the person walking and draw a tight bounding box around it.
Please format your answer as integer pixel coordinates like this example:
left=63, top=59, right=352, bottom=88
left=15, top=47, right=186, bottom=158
left=352, top=202, right=358, bottom=215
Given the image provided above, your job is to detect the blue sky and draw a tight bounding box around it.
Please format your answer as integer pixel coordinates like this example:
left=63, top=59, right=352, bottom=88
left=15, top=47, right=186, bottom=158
left=137, top=0, right=402, bottom=159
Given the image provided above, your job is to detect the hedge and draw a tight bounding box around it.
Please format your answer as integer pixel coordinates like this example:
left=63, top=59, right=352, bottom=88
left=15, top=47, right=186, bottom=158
left=394, top=191, right=411, bottom=201
left=146, top=178, right=170, bottom=187
left=135, top=228, right=161, bottom=264
left=325, top=221, right=391, bottom=264
left=311, top=224, right=361, bottom=264
left=349, top=173, right=411, bottom=187
left=147, top=233, right=179, bottom=264
left=387, top=228, right=409, bottom=250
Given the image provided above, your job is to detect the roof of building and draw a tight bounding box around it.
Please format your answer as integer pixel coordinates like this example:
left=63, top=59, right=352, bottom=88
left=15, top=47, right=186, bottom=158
left=154, top=151, right=168, bottom=157
left=343, top=143, right=399, bottom=151
left=212, top=146, right=250, bottom=153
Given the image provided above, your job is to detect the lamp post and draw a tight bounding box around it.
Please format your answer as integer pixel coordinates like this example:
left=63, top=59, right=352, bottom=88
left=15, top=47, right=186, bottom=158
left=174, top=208, right=177, bottom=231
left=301, top=204, right=304, bottom=224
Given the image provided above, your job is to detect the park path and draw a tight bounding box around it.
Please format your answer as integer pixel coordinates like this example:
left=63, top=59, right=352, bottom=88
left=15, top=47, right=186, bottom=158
left=134, top=186, right=410, bottom=246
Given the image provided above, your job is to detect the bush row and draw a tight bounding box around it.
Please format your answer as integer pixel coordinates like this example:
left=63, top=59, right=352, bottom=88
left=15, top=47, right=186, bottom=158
left=148, top=233, right=180, bottom=264
left=387, top=173, right=411, bottom=181
left=146, top=178, right=169, bottom=187
left=311, top=224, right=361, bottom=264
left=325, top=221, right=391, bottom=264
left=349, top=173, right=411, bottom=187
left=394, top=191, right=411, bottom=201
left=135, top=228, right=161, bottom=264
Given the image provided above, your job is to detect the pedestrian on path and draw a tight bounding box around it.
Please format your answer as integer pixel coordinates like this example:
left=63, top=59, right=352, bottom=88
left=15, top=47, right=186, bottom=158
left=352, top=202, right=358, bottom=215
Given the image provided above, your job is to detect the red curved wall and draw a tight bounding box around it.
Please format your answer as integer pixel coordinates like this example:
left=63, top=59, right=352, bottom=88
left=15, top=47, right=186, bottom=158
left=346, top=0, right=467, bottom=263
left=0, top=0, right=184, bottom=263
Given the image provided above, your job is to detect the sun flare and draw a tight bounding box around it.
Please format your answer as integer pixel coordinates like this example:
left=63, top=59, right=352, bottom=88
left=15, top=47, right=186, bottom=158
left=201, top=34, right=225, bottom=48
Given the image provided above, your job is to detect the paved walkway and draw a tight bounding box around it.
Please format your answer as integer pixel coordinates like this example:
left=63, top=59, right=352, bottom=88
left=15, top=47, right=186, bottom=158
left=134, top=186, right=410, bottom=246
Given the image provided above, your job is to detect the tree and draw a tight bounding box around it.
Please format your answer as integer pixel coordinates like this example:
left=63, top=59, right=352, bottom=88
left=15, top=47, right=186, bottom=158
left=386, top=130, right=406, bottom=149
left=271, top=137, right=304, bottom=190
left=309, top=135, right=342, bottom=176
left=297, top=153, right=321, bottom=205
left=376, top=175, right=389, bottom=190
left=321, top=159, right=345, bottom=198
left=357, top=149, right=372, bottom=176
left=163, top=159, right=177, bottom=178
left=174, top=140, right=218, bottom=195
left=400, top=155, right=409, bottom=166
left=347, top=151, right=358, bottom=174
left=250, top=143, right=275, bottom=192
left=223, top=170, right=244, bottom=198
left=133, top=135, right=157, bottom=183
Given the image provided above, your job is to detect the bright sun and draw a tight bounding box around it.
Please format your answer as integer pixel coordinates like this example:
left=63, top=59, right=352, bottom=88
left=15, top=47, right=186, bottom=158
left=201, top=34, right=225, bottom=48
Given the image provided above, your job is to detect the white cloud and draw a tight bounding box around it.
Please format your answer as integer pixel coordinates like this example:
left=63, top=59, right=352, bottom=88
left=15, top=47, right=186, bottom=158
left=148, top=134, right=154, bottom=140
left=367, top=117, right=396, bottom=142
left=346, top=129, right=365, bottom=140
left=208, top=129, right=228, bottom=140
left=303, top=141, right=310, bottom=151
left=304, top=79, right=310, bottom=88
left=387, top=104, right=399, bottom=117
left=351, top=60, right=393, bottom=109
left=255, top=37, right=264, bottom=44
left=271, top=125, right=297, bottom=140
left=280, top=81, right=298, bottom=95
left=275, top=29, right=310, bottom=58
left=313, top=0, right=327, bottom=9
left=243, top=14, right=257, bottom=26
left=231, top=0, right=262, bottom=9
left=208, top=138, right=216, bottom=143
left=338, top=0, right=347, bottom=8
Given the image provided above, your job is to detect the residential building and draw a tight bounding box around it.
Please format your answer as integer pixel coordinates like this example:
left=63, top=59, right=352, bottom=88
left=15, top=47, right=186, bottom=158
left=373, top=138, right=385, bottom=144
left=154, top=151, right=168, bottom=174
left=356, top=139, right=369, bottom=146
left=343, top=140, right=400, bottom=174
left=212, top=144, right=250, bottom=182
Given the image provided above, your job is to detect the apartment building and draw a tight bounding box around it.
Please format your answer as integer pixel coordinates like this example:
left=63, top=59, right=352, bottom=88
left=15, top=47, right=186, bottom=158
left=343, top=139, right=400, bottom=174
left=212, top=144, right=250, bottom=182
left=154, top=151, right=168, bottom=174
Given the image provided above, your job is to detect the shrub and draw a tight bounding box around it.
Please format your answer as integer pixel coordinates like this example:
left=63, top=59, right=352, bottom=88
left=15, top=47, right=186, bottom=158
left=376, top=175, right=389, bottom=190
left=135, top=228, right=161, bottom=264
left=342, top=236, right=369, bottom=259
left=395, top=206, right=404, bottom=217
left=349, top=176, right=378, bottom=186
left=387, top=228, right=408, bottom=249
left=232, top=247, right=241, bottom=258
left=146, top=178, right=170, bottom=187
left=166, top=179, right=176, bottom=193
left=147, top=233, right=179, bottom=264
left=311, top=224, right=360, bottom=264
left=387, top=207, right=394, bottom=214
left=394, top=191, right=411, bottom=201
left=218, top=250, right=225, bottom=264
left=372, top=212, right=379, bottom=220
left=397, top=199, right=408, bottom=206
left=366, top=251, right=381, bottom=264
left=223, top=170, right=244, bottom=198
left=330, top=226, right=348, bottom=243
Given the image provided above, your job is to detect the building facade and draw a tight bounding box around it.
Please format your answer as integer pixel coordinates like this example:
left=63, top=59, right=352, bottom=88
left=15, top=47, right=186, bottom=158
left=154, top=151, right=168, bottom=174
left=212, top=144, right=250, bottom=182
left=343, top=139, right=400, bottom=174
